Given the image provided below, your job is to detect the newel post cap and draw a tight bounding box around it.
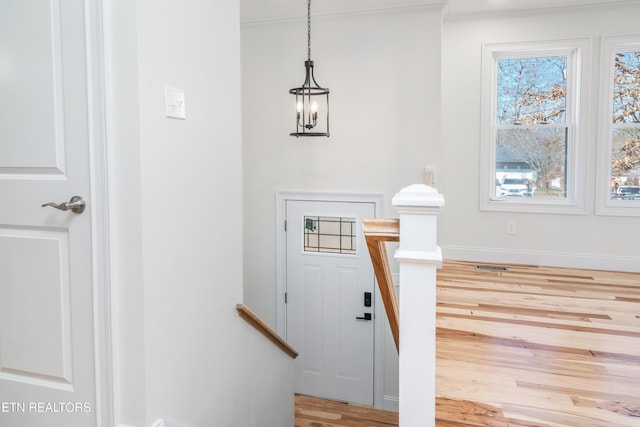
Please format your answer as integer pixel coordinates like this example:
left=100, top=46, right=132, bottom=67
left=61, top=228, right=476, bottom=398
left=392, top=184, right=445, bottom=208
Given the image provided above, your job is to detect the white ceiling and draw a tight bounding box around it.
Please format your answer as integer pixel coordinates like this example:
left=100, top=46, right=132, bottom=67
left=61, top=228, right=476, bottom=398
left=240, top=0, right=634, bottom=22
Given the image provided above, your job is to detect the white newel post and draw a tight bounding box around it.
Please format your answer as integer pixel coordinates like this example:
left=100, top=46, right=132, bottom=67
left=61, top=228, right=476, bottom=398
left=392, top=184, right=444, bottom=427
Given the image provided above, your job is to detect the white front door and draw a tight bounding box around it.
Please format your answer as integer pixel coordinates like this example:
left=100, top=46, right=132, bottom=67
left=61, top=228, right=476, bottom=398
left=0, top=1, right=101, bottom=425
left=286, top=199, right=376, bottom=406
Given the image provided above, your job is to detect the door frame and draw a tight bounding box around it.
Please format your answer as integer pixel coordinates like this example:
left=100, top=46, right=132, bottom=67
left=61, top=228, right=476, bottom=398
left=275, top=191, right=385, bottom=408
left=84, top=0, right=115, bottom=424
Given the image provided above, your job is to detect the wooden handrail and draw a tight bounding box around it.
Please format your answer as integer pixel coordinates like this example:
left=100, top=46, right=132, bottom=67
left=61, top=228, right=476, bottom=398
left=236, top=304, right=299, bottom=359
left=363, top=218, right=400, bottom=352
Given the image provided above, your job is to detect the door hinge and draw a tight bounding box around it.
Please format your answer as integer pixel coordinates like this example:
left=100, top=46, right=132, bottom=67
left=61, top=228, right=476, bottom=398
left=284, top=220, right=287, bottom=232
left=284, top=292, right=287, bottom=303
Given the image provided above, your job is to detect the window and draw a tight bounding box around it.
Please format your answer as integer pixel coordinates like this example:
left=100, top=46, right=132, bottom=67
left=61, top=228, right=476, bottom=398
left=597, top=35, right=640, bottom=216
left=303, top=216, right=356, bottom=255
left=481, top=40, right=590, bottom=213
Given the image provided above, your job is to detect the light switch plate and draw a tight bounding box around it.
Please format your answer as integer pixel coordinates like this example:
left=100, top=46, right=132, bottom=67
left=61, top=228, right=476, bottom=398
left=424, top=166, right=437, bottom=185
left=165, top=86, right=185, bottom=119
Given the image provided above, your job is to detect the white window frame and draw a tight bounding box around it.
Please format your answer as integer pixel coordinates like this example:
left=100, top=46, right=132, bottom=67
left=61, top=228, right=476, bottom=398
left=480, top=39, right=591, bottom=214
left=596, top=34, right=640, bottom=217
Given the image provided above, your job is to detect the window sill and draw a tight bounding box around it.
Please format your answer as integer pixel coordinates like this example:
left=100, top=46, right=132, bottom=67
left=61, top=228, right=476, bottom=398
left=596, top=201, right=640, bottom=217
left=481, top=197, right=587, bottom=215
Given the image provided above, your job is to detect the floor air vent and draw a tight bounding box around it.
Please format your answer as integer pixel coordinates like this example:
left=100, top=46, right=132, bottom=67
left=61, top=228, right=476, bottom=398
left=475, top=264, right=509, bottom=272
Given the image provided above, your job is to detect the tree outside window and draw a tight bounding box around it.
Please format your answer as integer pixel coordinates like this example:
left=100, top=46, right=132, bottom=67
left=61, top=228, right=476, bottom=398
left=495, top=55, right=569, bottom=198
left=610, top=50, right=640, bottom=200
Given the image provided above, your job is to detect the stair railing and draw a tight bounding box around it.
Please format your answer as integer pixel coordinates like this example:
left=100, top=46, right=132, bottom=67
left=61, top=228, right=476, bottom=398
left=363, top=218, right=400, bottom=352
left=364, top=184, right=444, bottom=427
left=236, top=304, right=298, bottom=359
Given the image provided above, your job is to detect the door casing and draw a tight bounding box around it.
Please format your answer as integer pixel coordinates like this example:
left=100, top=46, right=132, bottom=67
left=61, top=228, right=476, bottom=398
left=83, top=0, right=114, bottom=424
left=275, top=191, right=385, bottom=408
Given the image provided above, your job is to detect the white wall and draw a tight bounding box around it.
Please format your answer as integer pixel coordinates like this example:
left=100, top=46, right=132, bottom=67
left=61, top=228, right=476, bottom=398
left=107, top=0, right=294, bottom=425
left=241, top=6, right=444, bottom=405
left=135, top=0, right=246, bottom=424
left=239, top=321, right=295, bottom=426
left=440, top=4, right=640, bottom=272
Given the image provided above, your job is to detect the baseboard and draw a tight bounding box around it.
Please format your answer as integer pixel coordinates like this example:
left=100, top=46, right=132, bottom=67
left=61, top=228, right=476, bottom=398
left=383, top=395, right=399, bottom=412
left=442, top=245, right=640, bottom=273
left=149, top=419, right=187, bottom=427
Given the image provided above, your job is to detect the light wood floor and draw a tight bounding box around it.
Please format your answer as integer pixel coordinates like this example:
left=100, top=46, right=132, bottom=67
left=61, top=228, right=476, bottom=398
left=295, top=260, right=640, bottom=427
left=295, top=394, right=399, bottom=427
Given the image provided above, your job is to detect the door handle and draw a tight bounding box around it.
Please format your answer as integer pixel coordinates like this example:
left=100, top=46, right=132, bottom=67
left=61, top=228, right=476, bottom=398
left=42, top=196, right=86, bottom=214
left=355, top=313, right=372, bottom=321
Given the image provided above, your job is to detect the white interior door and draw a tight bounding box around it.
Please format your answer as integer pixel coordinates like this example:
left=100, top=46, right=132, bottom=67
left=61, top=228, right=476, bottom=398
left=0, top=1, right=100, bottom=425
left=286, top=199, right=376, bottom=406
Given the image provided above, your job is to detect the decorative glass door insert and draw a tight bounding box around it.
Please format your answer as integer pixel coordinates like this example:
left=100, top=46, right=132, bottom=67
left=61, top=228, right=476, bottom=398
left=303, top=216, right=356, bottom=254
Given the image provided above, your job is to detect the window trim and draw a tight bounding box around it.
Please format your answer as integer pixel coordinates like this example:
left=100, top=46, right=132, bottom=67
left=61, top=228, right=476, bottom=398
left=596, top=34, right=640, bottom=217
left=480, top=39, right=591, bottom=214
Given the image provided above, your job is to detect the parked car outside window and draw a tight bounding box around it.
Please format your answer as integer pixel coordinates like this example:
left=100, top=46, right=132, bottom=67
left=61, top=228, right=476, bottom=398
left=616, top=185, right=640, bottom=200
left=500, top=178, right=534, bottom=197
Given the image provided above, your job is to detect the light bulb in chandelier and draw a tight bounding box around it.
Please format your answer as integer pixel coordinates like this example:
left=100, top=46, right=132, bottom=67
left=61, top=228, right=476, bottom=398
left=296, top=99, right=320, bottom=129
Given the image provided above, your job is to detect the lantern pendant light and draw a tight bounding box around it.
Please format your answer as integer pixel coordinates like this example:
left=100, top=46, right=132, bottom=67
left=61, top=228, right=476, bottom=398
left=289, top=0, right=330, bottom=137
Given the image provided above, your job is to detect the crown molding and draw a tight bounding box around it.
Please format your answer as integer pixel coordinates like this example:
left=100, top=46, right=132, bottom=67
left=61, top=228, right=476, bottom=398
left=444, top=0, right=640, bottom=22
left=241, top=2, right=447, bottom=27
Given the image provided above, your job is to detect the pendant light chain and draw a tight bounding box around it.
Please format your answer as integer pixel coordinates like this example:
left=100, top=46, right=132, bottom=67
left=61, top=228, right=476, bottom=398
left=307, top=0, right=311, bottom=61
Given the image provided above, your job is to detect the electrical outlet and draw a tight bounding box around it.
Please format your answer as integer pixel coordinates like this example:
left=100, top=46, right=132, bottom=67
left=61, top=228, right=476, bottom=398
left=507, top=221, right=517, bottom=235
